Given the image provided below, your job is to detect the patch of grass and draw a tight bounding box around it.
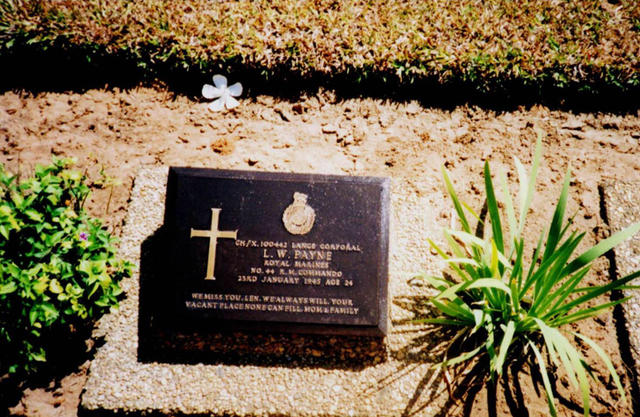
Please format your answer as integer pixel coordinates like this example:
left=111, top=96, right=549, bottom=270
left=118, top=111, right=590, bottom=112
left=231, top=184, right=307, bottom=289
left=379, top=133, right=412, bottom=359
left=0, top=0, right=639, bottom=96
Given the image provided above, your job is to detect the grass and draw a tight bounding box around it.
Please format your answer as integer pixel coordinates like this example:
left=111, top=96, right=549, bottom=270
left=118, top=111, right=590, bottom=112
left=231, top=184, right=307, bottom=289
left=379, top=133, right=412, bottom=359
left=1, top=0, right=639, bottom=99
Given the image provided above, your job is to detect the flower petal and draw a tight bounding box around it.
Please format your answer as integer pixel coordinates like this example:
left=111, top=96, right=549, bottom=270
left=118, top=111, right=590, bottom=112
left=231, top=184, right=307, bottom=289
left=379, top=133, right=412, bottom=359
left=202, top=84, right=222, bottom=99
left=208, top=97, right=225, bottom=112
left=228, top=82, right=243, bottom=97
left=225, top=95, right=240, bottom=110
left=213, top=74, right=227, bottom=89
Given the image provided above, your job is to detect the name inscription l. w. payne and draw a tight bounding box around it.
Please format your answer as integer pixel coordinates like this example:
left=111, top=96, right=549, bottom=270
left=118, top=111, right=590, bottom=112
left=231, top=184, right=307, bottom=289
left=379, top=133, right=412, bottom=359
left=159, top=167, right=390, bottom=337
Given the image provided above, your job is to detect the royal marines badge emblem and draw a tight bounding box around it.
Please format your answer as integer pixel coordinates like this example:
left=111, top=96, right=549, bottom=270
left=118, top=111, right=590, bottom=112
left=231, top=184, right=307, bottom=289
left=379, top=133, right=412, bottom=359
left=282, top=192, right=315, bottom=235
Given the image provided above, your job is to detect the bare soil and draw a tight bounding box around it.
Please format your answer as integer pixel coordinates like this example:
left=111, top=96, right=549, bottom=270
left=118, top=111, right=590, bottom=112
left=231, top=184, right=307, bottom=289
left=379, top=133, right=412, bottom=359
left=1, top=86, right=639, bottom=416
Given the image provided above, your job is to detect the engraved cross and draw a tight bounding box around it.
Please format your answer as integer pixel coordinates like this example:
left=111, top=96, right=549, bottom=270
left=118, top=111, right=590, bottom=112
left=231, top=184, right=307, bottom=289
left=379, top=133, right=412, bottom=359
left=190, top=208, right=237, bottom=280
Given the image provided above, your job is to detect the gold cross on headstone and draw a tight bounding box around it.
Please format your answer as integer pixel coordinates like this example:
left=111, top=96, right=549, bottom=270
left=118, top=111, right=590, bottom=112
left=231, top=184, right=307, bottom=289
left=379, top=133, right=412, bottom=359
left=190, top=208, right=237, bottom=280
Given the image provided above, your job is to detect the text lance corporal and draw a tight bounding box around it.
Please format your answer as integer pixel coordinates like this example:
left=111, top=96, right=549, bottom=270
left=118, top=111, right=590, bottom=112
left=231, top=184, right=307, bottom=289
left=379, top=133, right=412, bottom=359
left=288, top=241, right=362, bottom=252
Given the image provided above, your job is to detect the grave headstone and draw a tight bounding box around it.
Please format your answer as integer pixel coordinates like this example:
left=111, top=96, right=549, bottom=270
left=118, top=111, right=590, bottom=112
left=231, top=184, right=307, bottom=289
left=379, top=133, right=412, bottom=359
left=152, top=167, right=390, bottom=337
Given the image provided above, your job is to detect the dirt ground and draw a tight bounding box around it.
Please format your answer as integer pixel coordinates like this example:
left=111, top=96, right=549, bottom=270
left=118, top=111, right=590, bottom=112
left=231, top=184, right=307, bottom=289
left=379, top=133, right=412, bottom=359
left=1, top=86, right=639, bottom=416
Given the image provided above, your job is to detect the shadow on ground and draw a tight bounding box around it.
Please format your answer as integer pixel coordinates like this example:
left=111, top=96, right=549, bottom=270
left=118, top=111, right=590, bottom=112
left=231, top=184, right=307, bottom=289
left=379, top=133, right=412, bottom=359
left=387, top=293, right=625, bottom=417
left=0, top=327, right=99, bottom=417
left=2, top=45, right=639, bottom=114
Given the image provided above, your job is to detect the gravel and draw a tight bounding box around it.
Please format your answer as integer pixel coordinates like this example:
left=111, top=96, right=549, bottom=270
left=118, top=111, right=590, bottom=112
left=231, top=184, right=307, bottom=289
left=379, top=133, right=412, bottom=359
left=81, top=167, right=450, bottom=416
left=602, top=181, right=640, bottom=380
left=80, top=170, right=640, bottom=416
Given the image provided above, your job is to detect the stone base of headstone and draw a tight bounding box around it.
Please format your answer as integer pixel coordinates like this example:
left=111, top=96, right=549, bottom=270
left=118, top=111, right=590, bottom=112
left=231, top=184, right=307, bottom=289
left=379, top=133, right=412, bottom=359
left=80, top=168, right=450, bottom=417
left=602, top=181, right=640, bottom=383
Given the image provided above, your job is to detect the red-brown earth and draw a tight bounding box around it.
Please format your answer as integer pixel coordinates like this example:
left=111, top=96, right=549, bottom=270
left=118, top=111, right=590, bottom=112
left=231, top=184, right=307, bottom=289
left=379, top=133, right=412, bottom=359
left=1, top=87, right=639, bottom=416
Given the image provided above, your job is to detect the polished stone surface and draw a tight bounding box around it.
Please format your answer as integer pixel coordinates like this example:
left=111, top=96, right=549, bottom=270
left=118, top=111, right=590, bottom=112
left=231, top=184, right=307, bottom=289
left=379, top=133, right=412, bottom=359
left=153, top=167, right=390, bottom=337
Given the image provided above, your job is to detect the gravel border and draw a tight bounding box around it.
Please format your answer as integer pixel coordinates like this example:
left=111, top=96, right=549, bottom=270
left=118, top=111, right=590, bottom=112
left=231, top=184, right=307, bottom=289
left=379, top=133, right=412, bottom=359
left=602, top=181, right=640, bottom=383
left=80, top=167, right=450, bottom=417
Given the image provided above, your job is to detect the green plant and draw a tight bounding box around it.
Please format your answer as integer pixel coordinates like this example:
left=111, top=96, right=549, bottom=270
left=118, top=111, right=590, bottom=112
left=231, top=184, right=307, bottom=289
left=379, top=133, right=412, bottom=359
left=92, top=166, right=122, bottom=214
left=0, top=158, right=133, bottom=374
left=413, top=133, right=640, bottom=416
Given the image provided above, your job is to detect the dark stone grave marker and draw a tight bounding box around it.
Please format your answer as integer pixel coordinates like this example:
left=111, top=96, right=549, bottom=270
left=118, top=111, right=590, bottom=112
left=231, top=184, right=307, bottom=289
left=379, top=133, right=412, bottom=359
left=154, top=167, right=389, bottom=337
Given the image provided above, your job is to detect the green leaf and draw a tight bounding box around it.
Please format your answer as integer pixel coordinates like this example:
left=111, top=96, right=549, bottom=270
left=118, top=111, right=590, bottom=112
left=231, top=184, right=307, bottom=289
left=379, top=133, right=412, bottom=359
left=6, top=263, right=20, bottom=278
left=523, top=231, right=545, bottom=288
left=442, top=167, right=471, bottom=233
left=555, top=270, right=640, bottom=319
left=46, top=231, right=65, bottom=246
left=41, top=302, right=59, bottom=323
left=94, top=297, right=111, bottom=307
left=30, top=350, right=46, bottom=362
left=573, top=332, right=626, bottom=405
left=0, top=281, right=17, bottom=294
left=499, top=168, right=517, bottom=248
left=24, top=209, right=43, bottom=223
left=47, top=193, right=60, bottom=205
left=415, top=318, right=467, bottom=326
left=411, top=273, right=454, bottom=291
left=484, top=162, right=504, bottom=253
left=484, top=314, right=497, bottom=372
left=78, top=259, right=92, bottom=275
left=529, top=341, right=558, bottom=417
left=533, top=318, right=559, bottom=362
left=564, top=222, right=640, bottom=276
left=431, top=298, right=474, bottom=321
left=434, top=235, right=475, bottom=283
left=10, top=192, right=23, bottom=208
left=49, top=279, right=63, bottom=294
left=23, top=194, right=37, bottom=209
left=448, top=230, right=485, bottom=248
left=530, top=232, right=584, bottom=314
left=32, top=278, right=48, bottom=295
left=541, top=266, right=591, bottom=317
left=111, top=285, right=123, bottom=297
left=445, top=230, right=467, bottom=259
left=516, top=131, right=542, bottom=235
left=461, top=201, right=482, bottom=223
left=543, top=167, right=571, bottom=261
left=435, top=278, right=511, bottom=301
left=472, top=309, right=486, bottom=332
left=495, top=320, right=515, bottom=376
left=553, top=330, right=580, bottom=390
left=551, top=297, right=631, bottom=326
left=435, top=344, right=484, bottom=369
left=510, top=239, right=524, bottom=308
left=443, top=258, right=480, bottom=267
left=555, top=334, right=590, bottom=416
left=490, top=239, right=499, bottom=278
left=29, top=308, right=39, bottom=326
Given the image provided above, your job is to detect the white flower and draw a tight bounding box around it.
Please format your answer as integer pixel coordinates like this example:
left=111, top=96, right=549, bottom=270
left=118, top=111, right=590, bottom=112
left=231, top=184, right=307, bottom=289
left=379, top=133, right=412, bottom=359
left=202, top=74, right=243, bottom=111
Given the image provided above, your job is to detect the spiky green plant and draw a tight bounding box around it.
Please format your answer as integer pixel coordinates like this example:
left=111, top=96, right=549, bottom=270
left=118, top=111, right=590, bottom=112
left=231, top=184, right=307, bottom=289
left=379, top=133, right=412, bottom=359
left=413, top=133, right=640, bottom=416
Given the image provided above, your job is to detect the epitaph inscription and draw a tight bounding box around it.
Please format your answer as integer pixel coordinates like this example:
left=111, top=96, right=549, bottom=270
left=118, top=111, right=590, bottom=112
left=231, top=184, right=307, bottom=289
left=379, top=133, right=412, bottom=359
left=158, top=167, right=389, bottom=336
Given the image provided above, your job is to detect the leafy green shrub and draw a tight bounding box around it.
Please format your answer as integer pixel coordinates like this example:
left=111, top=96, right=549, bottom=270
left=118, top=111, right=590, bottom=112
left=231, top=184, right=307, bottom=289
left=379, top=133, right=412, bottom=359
left=413, top=134, right=640, bottom=416
left=0, top=158, right=132, bottom=374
